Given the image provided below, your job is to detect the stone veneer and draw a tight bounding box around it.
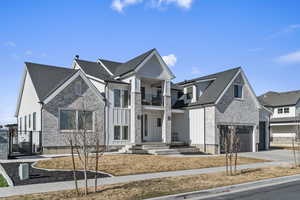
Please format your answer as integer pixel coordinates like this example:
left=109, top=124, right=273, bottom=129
left=162, top=95, right=172, bottom=144
left=42, top=76, right=105, bottom=153
left=130, top=92, right=142, bottom=144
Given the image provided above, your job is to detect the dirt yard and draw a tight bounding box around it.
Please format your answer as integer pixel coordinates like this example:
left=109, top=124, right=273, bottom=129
left=35, top=154, right=268, bottom=176
left=4, top=166, right=300, bottom=200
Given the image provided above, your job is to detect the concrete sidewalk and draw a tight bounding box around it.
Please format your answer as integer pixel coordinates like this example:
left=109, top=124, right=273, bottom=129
left=0, top=161, right=287, bottom=198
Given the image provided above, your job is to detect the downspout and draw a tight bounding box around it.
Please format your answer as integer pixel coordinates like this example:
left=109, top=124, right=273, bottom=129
left=104, top=82, right=109, bottom=151
left=204, top=107, right=206, bottom=152
left=38, top=101, right=44, bottom=154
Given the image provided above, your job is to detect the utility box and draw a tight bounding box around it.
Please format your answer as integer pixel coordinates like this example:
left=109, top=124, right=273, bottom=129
left=19, top=163, right=29, bottom=180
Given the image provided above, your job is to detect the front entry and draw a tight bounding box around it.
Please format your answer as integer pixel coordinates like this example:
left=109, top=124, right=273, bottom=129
left=141, top=112, right=162, bottom=142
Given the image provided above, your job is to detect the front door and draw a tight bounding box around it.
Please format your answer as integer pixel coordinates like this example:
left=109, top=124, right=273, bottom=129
left=142, top=113, right=162, bottom=142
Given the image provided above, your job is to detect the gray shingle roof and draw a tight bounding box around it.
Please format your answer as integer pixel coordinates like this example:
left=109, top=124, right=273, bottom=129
left=176, top=67, right=241, bottom=107
left=75, top=59, right=126, bottom=84
left=25, top=62, right=77, bottom=101
left=258, top=90, right=300, bottom=107
left=98, top=59, right=122, bottom=75
left=108, top=48, right=156, bottom=76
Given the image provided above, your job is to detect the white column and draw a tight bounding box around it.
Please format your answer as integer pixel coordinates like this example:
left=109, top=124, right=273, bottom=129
left=130, top=77, right=142, bottom=144
left=162, top=80, right=172, bottom=144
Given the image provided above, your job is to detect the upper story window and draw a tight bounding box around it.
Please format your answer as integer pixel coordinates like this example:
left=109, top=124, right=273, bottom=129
left=234, top=84, right=243, bottom=99
left=186, top=87, right=193, bottom=100
left=33, top=112, right=36, bottom=131
left=277, top=108, right=283, bottom=114
left=284, top=107, right=290, bottom=113
left=141, top=87, right=146, bottom=100
left=114, top=89, right=129, bottom=108
left=60, top=109, right=93, bottom=131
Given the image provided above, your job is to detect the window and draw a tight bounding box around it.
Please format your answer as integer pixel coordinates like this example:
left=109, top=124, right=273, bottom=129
left=234, top=84, right=243, bottom=99
left=278, top=108, right=283, bottom=114
left=60, top=110, right=94, bottom=131
left=122, top=126, right=129, bottom=140
left=123, top=90, right=129, bottom=108
left=60, top=110, right=76, bottom=130
left=78, top=111, right=93, bottom=130
left=141, top=87, right=145, bottom=100
left=25, top=116, right=27, bottom=131
left=144, top=114, right=148, bottom=136
left=114, top=89, right=129, bottom=108
left=284, top=107, right=290, bottom=113
left=186, top=87, right=193, bottom=100
left=157, top=118, right=162, bottom=127
left=29, top=114, right=31, bottom=129
left=19, top=117, right=22, bottom=132
left=114, top=89, right=121, bottom=107
left=33, top=112, right=36, bottom=131
left=114, top=126, right=121, bottom=140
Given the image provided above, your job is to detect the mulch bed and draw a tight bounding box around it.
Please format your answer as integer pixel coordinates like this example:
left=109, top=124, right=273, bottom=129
left=0, top=162, right=110, bottom=186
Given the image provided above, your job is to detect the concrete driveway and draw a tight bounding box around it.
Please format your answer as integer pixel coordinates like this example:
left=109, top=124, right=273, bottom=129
left=239, top=149, right=297, bottom=163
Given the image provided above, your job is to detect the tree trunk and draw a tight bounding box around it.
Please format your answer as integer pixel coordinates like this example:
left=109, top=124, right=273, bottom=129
left=70, top=140, right=79, bottom=196
left=94, top=137, right=100, bottom=193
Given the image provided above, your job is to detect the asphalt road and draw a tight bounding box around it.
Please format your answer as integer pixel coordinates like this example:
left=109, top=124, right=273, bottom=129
left=202, top=180, right=300, bottom=200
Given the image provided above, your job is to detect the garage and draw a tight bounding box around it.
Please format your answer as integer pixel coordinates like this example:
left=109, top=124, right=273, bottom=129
left=220, top=125, right=253, bottom=153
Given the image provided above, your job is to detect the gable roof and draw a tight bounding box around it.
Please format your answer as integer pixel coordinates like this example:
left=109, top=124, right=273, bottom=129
left=258, top=90, right=300, bottom=107
left=98, top=59, right=123, bottom=75
left=75, top=59, right=115, bottom=81
left=26, top=62, right=77, bottom=101
left=100, top=48, right=156, bottom=77
left=176, top=67, right=241, bottom=107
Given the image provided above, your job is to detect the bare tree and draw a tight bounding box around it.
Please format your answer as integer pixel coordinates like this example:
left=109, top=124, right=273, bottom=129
left=64, top=133, right=79, bottom=196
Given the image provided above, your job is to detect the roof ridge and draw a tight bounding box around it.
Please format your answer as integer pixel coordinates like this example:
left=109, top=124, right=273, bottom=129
left=25, top=62, right=72, bottom=71
left=176, top=67, right=241, bottom=85
left=99, top=58, right=123, bottom=64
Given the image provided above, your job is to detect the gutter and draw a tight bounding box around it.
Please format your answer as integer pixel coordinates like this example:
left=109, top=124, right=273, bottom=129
left=38, top=101, right=44, bottom=154
left=104, top=82, right=109, bottom=151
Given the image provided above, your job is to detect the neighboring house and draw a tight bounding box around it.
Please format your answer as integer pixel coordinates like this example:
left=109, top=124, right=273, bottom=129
left=15, top=48, right=270, bottom=154
left=258, top=90, right=300, bottom=145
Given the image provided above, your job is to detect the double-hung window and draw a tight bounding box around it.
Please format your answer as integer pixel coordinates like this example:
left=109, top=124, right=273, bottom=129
left=234, top=84, right=243, bottom=99
left=284, top=107, right=290, bottom=114
left=60, top=109, right=93, bottom=131
left=33, top=112, right=36, bottom=131
left=114, top=125, right=129, bottom=140
left=186, top=87, right=193, bottom=100
left=114, top=89, right=129, bottom=108
left=277, top=108, right=283, bottom=114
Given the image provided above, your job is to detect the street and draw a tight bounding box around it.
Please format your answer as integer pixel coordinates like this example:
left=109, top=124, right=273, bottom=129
left=202, top=180, right=300, bottom=200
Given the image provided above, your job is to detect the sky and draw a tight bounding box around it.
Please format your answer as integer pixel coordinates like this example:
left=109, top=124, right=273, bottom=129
left=1, top=0, right=300, bottom=125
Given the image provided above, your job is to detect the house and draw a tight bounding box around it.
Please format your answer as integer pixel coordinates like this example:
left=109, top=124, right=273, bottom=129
left=15, top=48, right=270, bottom=154
left=258, top=90, right=300, bottom=145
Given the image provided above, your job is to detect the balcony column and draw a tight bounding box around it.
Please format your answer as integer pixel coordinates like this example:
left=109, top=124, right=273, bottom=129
left=130, top=77, right=142, bottom=144
left=162, top=80, right=172, bottom=144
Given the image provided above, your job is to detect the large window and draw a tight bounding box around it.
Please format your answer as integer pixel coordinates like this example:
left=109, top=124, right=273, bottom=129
left=33, top=112, right=36, bottom=131
left=19, top=117, right=22, bottom=132
left=141, top=87, right=146, bottom=100
left=114, top=89, right=129, bottom=108
left=234, top=84, right=243, bottom=99
left=25, top=116, right=27, bottom=131
left=29, top=114, right=31, bottom=129
left=60, top=110, right=93, bottom=131
left=114, top=125, right=129, bottom=140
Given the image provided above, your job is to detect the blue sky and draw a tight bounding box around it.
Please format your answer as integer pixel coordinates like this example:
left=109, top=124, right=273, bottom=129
left=1, top=0, right=300, bottom=124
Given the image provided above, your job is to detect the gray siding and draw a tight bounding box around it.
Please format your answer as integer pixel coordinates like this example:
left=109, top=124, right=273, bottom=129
left=42, top=76, right=105, bottom=147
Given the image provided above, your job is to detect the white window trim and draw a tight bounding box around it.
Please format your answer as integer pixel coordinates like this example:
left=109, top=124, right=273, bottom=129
left=113, top=88, right=130, bottom=108
left=59, top=108, right=95, bottom=132
left=234, top=84, right=243, bottom=99
left=113, top=125, right=129, bottom=141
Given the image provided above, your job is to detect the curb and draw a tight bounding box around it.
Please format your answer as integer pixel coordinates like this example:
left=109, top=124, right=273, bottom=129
left=147, top=173, right=300, bottom=200
left=0, top=164, right=14, bottom=187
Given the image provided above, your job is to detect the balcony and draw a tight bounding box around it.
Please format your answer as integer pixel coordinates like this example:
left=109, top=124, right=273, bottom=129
left=141, top=93, right=163, bottom=106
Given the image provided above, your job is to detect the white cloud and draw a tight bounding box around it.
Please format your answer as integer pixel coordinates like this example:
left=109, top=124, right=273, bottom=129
left=268, top=24, right=300, bottom=39
left=276, top=50, right=300, bottom=64
left=111, top=0, right=143, bottom=12
left=111, top=0, right=193, bottom=12
left=4, top=41, right=16, bottom=47
left=25, top=50, right=33, bottom=56
left=158, top=0, right=193, bottom=9
left=162, top=54, right=177, bottom=67
left=191, top=67, right=200, bottom=75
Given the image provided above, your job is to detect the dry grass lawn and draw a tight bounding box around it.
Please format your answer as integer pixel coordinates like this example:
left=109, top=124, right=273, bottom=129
left=4, top=166, right=300, bottom=200
left=35, top=154, right=267, bottom=176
